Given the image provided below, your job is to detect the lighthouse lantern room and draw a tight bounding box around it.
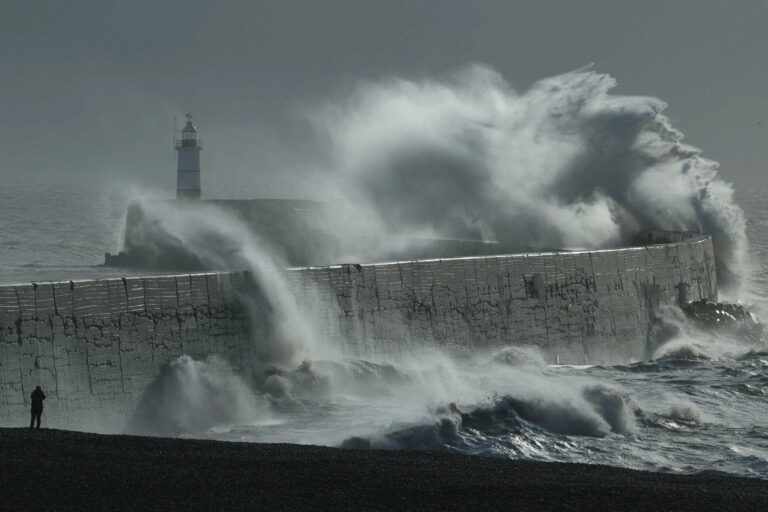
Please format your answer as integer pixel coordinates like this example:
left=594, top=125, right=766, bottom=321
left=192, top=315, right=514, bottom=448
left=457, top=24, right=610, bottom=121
left=175, top=114, right=202, bottom=199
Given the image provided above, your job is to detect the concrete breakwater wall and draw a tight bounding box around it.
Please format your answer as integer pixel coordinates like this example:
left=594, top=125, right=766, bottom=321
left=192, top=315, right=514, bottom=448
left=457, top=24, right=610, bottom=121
left=0, top=273, right=253, bottom=431
left=0, top=234, right=716, bottom=430
left=288, top=234, right=717, bottom=364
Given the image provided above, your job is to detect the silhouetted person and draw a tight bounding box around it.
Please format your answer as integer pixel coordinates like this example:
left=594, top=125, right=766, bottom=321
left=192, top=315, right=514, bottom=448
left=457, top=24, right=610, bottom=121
left=30, top=386, right=45, bottom=429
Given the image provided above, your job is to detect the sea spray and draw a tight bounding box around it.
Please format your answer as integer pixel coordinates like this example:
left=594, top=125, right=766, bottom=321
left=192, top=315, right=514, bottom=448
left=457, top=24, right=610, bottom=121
left=109, top=208, right=128, bottom=256
left=310, top=65, right=748, bottom=293
left=337, top=353, right=638, bottom=450
left=648, top=303, right=767, bottom=361
left=133, top=198, right=324, bottom=370
left=128, top=355, right=264, bottom=436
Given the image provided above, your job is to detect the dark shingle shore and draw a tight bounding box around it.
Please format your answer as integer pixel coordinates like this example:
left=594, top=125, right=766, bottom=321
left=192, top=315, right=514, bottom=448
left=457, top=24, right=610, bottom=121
left=1, top=428, right=766, bottom=511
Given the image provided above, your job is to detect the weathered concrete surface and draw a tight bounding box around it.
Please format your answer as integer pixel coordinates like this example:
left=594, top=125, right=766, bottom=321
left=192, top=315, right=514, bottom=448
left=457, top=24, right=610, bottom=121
left=288, top=234, right=717, bottom=364
left=0, top=273, right=252, bottom=431
left=0, top=234, right=717, bottom=430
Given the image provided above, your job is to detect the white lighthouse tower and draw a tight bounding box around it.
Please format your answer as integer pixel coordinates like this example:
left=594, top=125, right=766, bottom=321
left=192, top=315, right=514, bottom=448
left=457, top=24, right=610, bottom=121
left=175, top=114, right=202, bottom=199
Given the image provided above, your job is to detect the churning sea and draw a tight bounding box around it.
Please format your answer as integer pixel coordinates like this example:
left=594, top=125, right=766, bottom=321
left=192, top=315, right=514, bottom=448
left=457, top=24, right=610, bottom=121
left=1, top=174, right=767, bottom=479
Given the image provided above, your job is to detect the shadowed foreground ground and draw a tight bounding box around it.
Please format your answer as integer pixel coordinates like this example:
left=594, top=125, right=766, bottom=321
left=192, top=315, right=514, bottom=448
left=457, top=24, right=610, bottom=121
left=1, top=428, right=767, bottom=511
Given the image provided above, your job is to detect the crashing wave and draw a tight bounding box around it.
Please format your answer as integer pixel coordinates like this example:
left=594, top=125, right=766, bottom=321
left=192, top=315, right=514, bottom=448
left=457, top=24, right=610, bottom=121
left=127, top=355, right=264, bottom=437
left=341, top=383, right=637, bottom=452
left=648, top=303, right=767, bottom=361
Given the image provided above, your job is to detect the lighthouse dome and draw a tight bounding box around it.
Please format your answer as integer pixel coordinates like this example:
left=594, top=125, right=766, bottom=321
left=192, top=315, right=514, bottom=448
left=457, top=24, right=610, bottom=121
left=182, top=120, right=197, bottom=133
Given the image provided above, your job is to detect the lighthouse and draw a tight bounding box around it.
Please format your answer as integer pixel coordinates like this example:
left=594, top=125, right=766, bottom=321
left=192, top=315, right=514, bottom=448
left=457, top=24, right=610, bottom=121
left=175, top=114, right=202, bottom=199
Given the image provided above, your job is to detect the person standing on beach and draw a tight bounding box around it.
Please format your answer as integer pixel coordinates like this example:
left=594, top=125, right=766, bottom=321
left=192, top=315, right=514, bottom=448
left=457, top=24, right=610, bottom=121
left=30, top=386, right=46, bottom=429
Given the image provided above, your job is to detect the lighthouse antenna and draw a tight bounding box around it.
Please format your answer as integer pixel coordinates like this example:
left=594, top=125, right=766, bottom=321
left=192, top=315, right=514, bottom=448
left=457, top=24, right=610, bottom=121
left=173, top=115, right=177, bottom=162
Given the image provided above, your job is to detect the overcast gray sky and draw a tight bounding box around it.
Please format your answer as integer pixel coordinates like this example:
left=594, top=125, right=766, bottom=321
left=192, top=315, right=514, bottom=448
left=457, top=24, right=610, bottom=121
left=1, top=0, right=766, bottom=196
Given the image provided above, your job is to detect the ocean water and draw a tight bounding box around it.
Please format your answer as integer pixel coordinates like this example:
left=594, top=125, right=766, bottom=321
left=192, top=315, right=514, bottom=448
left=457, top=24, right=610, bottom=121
left=0, top=175, right=129, bottom=284
left=1, top=177, right=767, bottom=479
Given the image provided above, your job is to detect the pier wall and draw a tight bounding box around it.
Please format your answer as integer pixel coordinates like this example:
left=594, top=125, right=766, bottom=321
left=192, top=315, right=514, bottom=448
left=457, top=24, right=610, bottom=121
left=0, top=273, right=252, bottom=431
left=287, top=234, right=717, bottom=364
left=0, top=234, right=717, bottom=431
